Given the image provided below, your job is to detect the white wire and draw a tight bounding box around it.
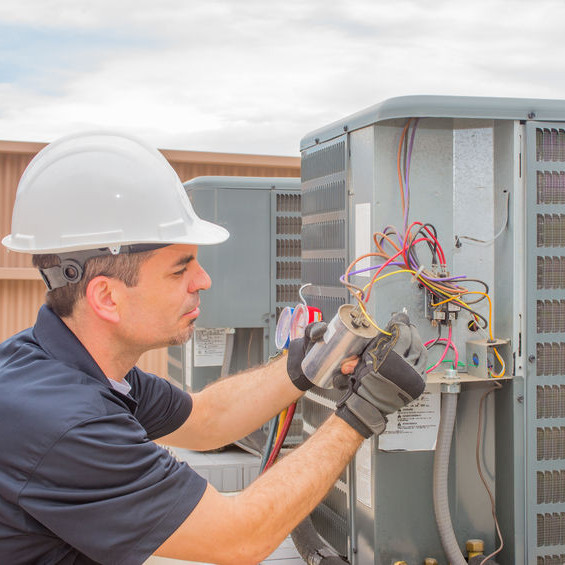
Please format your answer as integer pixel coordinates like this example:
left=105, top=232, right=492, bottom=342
left=456, top=190, right=510, bottom=247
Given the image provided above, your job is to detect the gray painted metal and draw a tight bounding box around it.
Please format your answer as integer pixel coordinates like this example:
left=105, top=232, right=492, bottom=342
left=301, top=95, right=565, bottom=151
left=299, top=99, right=565, bottom=564
left=180, top=175, right=301, bottom=392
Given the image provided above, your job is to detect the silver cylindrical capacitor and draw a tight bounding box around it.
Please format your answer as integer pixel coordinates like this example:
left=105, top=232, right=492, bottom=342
left=301, top=304, right=379, bottom=389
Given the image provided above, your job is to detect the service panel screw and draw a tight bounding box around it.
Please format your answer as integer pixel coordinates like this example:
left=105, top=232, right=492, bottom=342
left=528, top=355, right=536, bottom=363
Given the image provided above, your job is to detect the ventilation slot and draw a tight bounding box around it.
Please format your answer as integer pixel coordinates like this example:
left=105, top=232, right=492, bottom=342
left=302, top=258, right=346, bottom=287
left=537, top=512, right=565, bottom=546
left=276, top=284, right=300, bottom=303
left=302, top=220, right=346, bottom=251
left=537, top=343, right=565, bottom=376
left=537, top=427, right=565, bottom=460
left=276, top=193, right=301, bottom=212
left=538, top=171, right=565, bottom=204
left=302, top=180, right=347, bottom=215
left=538, top=470, right=565, bottom=504
left=301, top=294, right=345, bottom=321
left=537, top=386, right=565, bottom=419
left=537, top=555, right=565, bottom=565
left=310, top=503, right=348, bottom=558
left=276, top=239, right=301, bottom=258
left=537, top=215, right=565, bottom=248
left=538, top=258, right=565, bottom=290
left=538, top=301, right=565, bottom=332
left=276, top=261, right=301, bottom=280
left=276, top=216, right=302, bottom=235
left=536, top=128, right=565, bottom=162
left=301, top=141, right=346, bottom=182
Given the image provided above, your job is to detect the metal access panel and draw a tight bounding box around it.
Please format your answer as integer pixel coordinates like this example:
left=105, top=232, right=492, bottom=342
left=169, top=176, right=301, bottom=393
left=299, top=96, right=565, bottom=565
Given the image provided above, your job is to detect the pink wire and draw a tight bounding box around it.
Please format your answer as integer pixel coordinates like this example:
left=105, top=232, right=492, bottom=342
left=425, top=326, right=459, bottom=372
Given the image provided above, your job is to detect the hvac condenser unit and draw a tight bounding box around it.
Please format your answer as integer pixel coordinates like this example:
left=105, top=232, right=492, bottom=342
left=298, top=95, right=565, bottom=565
left=167, top=176, right=302, bottom=450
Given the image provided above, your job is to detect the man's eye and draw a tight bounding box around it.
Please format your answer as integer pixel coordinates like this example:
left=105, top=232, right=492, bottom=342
left=173, top=268, right=187, bottom=276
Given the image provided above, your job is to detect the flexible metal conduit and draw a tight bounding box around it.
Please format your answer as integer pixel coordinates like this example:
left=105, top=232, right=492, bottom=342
left=433, top=391, right=467, bottom=565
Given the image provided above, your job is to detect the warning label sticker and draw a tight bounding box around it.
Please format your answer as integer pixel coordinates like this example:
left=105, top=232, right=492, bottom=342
left=193, top=328, right=227, bottom=367
left=378, top=385, right=441, bottom=451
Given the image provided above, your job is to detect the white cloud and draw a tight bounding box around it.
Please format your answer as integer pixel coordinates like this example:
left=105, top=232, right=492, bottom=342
left=1, top=0, right=565, bottom=155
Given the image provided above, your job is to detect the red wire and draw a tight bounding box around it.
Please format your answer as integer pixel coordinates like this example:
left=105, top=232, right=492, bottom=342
left=263, top=402, right=297, bottom=471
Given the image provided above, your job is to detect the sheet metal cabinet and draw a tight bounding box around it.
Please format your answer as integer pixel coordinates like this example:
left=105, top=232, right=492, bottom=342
left=299, top=95, right=565, bottom=565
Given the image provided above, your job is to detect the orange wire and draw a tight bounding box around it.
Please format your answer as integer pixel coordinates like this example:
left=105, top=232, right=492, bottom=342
left=396, top=120, right=412, bottom=214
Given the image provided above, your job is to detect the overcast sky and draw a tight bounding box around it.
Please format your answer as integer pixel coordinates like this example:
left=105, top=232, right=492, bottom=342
left=1, top=0, right=565, bottom=156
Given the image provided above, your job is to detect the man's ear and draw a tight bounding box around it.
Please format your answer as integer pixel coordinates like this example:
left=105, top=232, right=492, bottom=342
left=85, top=276, right=120, bottom=323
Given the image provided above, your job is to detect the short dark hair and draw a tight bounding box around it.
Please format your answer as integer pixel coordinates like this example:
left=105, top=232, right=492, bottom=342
left=32, top=251, right=154, bottom=318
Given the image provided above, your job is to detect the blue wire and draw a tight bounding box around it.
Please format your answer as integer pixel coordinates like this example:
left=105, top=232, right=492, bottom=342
left=260, top=414, right=279, bottom=473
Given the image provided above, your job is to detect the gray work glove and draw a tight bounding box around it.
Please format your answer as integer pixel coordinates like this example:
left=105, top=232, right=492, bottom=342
left=335, top=312, right=427, bottom=438
left=287, top=322, right=327, bottom=391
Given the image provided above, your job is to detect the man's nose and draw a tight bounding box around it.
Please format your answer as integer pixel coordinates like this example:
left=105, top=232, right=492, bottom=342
left=189, top=262, right=211, bottom=292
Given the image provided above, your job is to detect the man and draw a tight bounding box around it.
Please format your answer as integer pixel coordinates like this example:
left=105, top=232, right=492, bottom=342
left=0, top=132, right=427, bottom=565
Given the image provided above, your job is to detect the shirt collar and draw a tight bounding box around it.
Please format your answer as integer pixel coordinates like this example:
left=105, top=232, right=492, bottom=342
left=33, top=305, right=132, bottom=393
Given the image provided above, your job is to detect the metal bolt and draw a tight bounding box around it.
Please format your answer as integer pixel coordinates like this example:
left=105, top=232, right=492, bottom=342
left=517, top=395, right=524, bottom=404
left=528, top=355, right=536, bottom=363
left=527, top=112, right=536, bottom=119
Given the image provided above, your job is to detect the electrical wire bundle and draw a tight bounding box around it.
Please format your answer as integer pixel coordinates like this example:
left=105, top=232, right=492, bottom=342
left=260, top=401, right=297, bottom=473
left=341, top=118, right=505, bottom=378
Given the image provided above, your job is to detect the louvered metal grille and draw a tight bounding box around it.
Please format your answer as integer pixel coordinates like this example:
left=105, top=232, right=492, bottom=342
left=302, top=220, right=346, bottom=250
left=537, top=215, right=565, bottom=247
left=302, top=180, right=347, bottom=215
left=538, top=257, right=565, bottom=289
left=538, top=171, right=565, bottom=204
left=276, top=193, right=301, bottom=212
left=276, top=215, right=302, bottom=235
left=276, top=261, right=301, bottom=280
left=537, top=513, right=565, bottom=546
left=537, top=427, right=565, bottom=460
left=532, top=123, right=565, bottom=557
left=301, top=141, right=346, bottom=181
left=538, top=470, right=565, bottom=504
left=301, top=137, right=349, bottom=557
left=536, top=343, right=565, bottom=376
left=276, top=238, right=301, bottom=258
left=276, top=284, right=300, bottom=302
left=538, top=386, right=565, bottom=419
left=536, top=128, right=565, bottom=162
left=310, top=503, right=348, bottom=557
left=274, top=189, right=302, bottom=444
left=302, top=258, right=346, bottom=287
left=537, top=555, right=565, bottom=565
left=538, top=301, right=565, bottom=332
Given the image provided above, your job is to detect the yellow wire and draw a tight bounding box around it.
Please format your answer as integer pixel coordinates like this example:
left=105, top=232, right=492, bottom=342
left=355, top=264, right=506, bottom=377
left=356, top=300, right=391, bottom=335
left=275, top=408, right=287, bottom=441
left=450, top=290, right=506, bottom=378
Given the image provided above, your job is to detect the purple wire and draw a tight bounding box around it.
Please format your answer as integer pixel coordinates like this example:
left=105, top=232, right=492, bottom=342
left=403, top=119, right=420, bottom=233
left=342, top=264, right=468, bottom=282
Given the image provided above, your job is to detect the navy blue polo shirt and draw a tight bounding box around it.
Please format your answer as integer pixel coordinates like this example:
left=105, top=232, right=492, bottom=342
left=0, top=305, right=207, bottom=565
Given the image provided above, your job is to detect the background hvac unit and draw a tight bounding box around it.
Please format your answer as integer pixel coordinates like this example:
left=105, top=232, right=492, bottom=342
left=299, top=95, right=565, bottom=565
left=167, top=176, right=303, bottom=452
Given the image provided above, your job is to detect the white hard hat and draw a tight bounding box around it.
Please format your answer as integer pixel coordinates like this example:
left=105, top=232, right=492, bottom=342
left=2, top=131, right=229, bottom=254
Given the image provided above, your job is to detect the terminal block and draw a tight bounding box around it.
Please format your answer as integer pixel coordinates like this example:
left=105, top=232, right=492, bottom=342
left=422, top=286, right=461, bottom=325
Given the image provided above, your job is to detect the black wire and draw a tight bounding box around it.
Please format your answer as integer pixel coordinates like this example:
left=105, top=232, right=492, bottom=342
left=406, top=223, right=440, bottom=270
left=426, top=323, right=443, bottom=350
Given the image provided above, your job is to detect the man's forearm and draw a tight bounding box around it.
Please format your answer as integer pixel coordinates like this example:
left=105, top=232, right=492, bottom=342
left=161, top=355, right=302, bottom=450
left=157, top=414, right=364, bottom=565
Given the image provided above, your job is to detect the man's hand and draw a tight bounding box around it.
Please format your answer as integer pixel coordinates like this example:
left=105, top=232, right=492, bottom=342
left=287, top=322, right=327, bottom=391
left=335, top=312, right=427, bottom=438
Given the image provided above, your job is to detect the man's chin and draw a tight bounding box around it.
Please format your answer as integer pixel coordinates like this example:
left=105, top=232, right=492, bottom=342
left=167, top=325, right=195, bottom=347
